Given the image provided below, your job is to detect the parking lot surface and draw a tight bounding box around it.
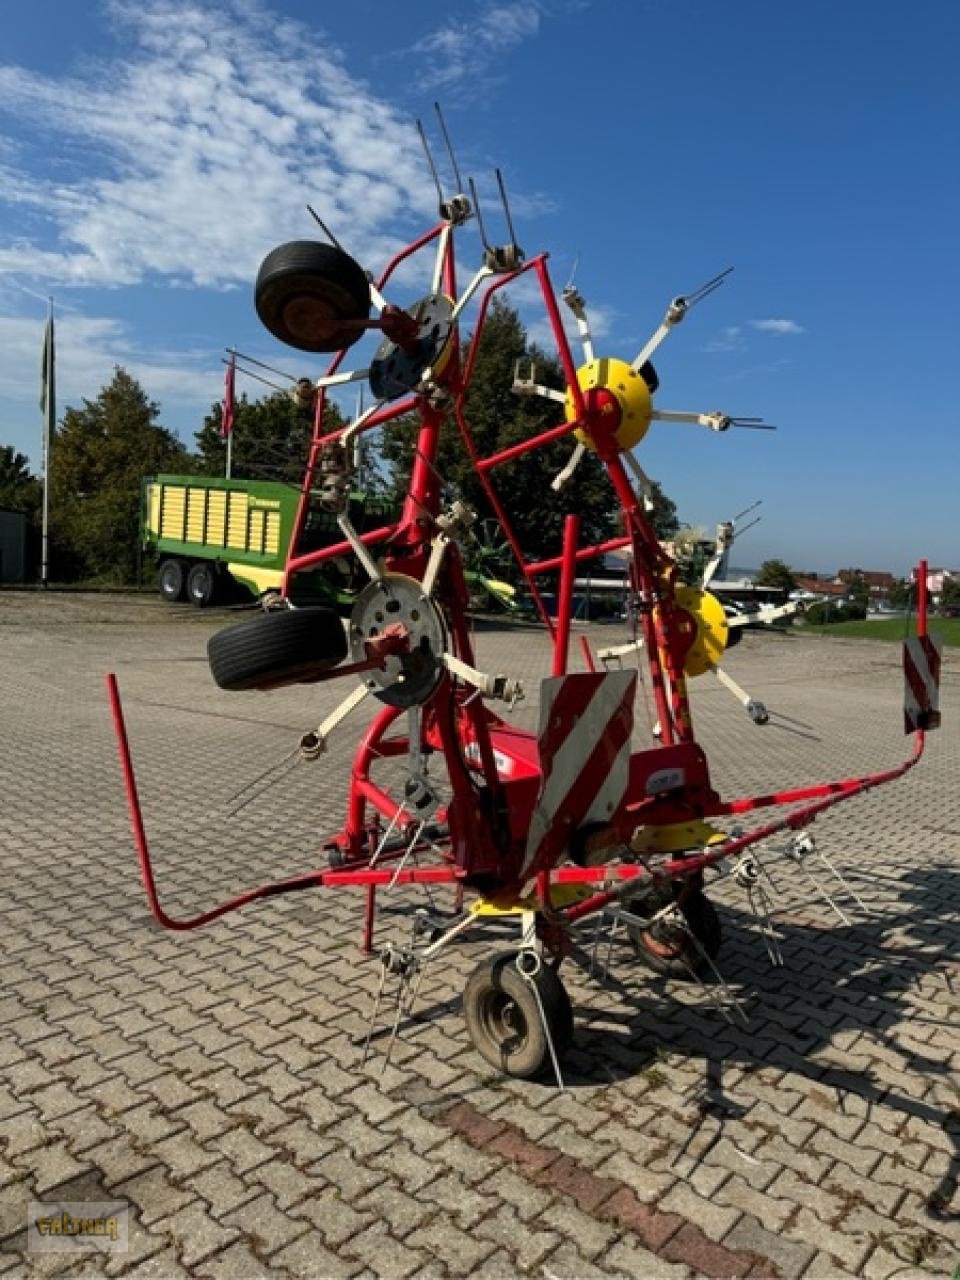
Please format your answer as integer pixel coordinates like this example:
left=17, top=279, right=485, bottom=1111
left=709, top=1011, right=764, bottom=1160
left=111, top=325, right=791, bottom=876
left=1, top=592, right=958, bottom=1278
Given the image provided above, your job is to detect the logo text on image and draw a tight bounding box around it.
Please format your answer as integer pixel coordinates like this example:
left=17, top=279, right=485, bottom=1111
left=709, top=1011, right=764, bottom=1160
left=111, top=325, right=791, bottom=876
left=28, top=1202, right=128, bottom=1253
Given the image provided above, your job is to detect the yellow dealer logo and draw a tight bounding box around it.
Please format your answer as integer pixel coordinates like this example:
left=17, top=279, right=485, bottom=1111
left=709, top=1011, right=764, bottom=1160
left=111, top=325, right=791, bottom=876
left=28, top=1202, right=128, bottom=1253
left=248, top=498, right=281, bottom=510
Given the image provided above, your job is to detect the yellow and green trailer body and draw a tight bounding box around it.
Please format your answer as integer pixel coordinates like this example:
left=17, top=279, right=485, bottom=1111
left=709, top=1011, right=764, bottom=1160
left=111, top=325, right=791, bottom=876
left=142, top=473, right=518, bottom=612
left=141, top=474, right=388, bottom=607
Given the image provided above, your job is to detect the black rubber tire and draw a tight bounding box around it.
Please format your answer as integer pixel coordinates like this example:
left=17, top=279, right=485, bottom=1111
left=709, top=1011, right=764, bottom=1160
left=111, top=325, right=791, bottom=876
left=158, top=559, right=186, bottom=603
left=186, top=561, right=218, bottom=608
left=627, top=888, right=722, bottom=979
left=463, top=951, right=573, bottom=1080
left=255, top=241, right=371, bottom=352
left=207, top=607, right=348, bottom=691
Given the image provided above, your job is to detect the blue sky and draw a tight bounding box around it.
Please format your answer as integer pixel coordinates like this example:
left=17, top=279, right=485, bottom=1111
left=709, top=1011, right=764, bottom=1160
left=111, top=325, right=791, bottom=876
left=1, top=0, right=957, bottom=574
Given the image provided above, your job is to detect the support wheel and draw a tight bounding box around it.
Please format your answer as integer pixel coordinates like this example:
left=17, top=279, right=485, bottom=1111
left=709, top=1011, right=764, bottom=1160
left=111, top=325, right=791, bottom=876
left=158, top=559, right=186, bottom=603
left=463, top=951, right=573, bottom=1080
left=208, top=607, right=348, bottom=690
left=627, top=888, right=721, bottom=979
left=186, top=562, right=219, bottom=608
left=255, top=241, right=371, bottom=352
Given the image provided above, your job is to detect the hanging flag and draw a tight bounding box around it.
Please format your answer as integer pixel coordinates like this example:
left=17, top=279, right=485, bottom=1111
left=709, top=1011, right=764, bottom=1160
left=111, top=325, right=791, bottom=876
left=221, top=354, right=236, bottom=438
left=40, top=312, right=56, bottom=432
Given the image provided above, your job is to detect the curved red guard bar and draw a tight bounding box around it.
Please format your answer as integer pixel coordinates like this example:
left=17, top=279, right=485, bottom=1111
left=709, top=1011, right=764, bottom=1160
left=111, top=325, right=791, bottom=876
left=106, top=674, right=325, bottom=930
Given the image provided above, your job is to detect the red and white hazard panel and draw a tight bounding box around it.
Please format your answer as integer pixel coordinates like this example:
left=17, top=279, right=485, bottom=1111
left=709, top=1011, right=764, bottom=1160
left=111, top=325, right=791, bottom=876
left=903, top=635, right=942, bottom=733
left=522, top=671, right=637, bottom=878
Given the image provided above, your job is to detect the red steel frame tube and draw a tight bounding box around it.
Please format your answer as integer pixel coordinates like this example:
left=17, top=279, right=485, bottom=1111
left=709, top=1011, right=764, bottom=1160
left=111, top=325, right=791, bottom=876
left=283, top=223, right=447, bottom=597
left=107, top=675, right=325, bottom=929
left=553, top=514, right=580, bottom=677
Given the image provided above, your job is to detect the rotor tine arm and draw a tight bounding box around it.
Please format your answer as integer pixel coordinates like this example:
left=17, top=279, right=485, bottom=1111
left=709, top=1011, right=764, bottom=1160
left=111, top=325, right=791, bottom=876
left=621, top=450, right=655, bottom=511
left=300, top=683, right=372, bottom=759
left=562, top=286, right=595, bottom=363
left=430, top=222, right=452, bottom=296
left=631, top=321, right=673, bottom=373
left=551, top=442, right=586, bottom=491
left=342, top=401, right=382, bottom=452
left=451, top=265, right=495, bottom=324
left=315, top=367, right=372, bottom=392
left=337, top=513, right=383, bottom=585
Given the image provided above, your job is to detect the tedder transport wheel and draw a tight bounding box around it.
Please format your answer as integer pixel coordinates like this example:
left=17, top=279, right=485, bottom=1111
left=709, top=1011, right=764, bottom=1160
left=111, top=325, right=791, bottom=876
left=463, top=951, right=573, bottom=1080
left=254, top=241, right=371, bottom=353
left=626, top=887, right=722, bottom=979
left=186, top=562, right=218, bottom=608
left=159, top=558, right=186, bottom=603
left=208, top=607, right=347, bottom=691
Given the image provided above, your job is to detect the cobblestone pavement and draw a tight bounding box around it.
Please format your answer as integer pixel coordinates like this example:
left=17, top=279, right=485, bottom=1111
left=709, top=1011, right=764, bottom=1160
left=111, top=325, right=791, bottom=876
left=1, top=592, right=958, bottom=1279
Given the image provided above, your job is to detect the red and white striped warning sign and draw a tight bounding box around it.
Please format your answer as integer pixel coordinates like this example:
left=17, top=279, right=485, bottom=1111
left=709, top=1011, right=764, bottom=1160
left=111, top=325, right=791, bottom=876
left=903, top=635, right=942, bottom=733
left=522, top=671, right=636, bottom=878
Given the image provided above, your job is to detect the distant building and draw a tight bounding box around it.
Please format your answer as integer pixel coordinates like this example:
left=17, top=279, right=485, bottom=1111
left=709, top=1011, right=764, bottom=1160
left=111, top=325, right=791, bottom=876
left=911, top=566, right=959, bottom=599
left=837, top=568, right=896, bottom=600
left=0, top=507, right=28, bottom=584
left=794, top=576, right=847, bottom=599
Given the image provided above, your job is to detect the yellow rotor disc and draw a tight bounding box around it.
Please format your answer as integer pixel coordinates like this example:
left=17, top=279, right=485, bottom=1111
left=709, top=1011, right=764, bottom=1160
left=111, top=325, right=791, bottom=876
left=564, top=357, right=653, bottom=453
left=675, top=586, right=728, bottom=677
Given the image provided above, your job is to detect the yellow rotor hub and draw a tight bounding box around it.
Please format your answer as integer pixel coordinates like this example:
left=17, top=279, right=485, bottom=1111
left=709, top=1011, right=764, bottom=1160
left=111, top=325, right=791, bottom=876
left=631, top=819, right=727, bottom=855
left=675, top=586, right=728, bottom=677
left=564, top=357, right=653, bottom=453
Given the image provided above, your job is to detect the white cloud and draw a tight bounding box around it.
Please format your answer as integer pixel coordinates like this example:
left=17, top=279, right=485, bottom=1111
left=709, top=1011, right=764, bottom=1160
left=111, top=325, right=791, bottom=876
left=704, top=325, right=744, bottom=353
left=0, top=0, right=438, bottom=292
left=751, top=318, right=805, bottom=336
left=406, top=3, right=542, bottom=91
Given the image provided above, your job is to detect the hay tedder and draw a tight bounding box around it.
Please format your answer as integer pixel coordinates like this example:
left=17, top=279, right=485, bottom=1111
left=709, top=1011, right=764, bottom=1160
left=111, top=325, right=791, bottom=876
left=108, top=114, right=942, bottom=1083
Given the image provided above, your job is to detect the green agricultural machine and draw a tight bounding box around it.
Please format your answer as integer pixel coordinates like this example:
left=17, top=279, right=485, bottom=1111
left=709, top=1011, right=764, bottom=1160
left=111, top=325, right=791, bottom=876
left=141, top=473, right=517, bottom=611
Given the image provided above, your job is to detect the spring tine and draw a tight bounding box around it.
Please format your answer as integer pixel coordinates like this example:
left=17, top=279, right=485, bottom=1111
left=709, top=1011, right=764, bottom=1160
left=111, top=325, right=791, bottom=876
left=814, top=848, right=872, bottom=916
left=434, top=102, right=465, bottom=194
left=517, top=956, right=565, bottom=1093
left=382, top=976, right=406, bottom=1074
left=495, top=168, right=519, bottom=247
left=417, top=119, right=446, bottom=208
left=797, top=862, right=852, bottom=926
left=362, top=963, right=388, bottom=1065
left=469, top=178, right=491, bottom=251
left=387, top=820, right=424, bottom=891
left=685, top=266, right=734, bottom=307
left=679, top=917, right=749, bottom=1026
left=306, top=205, right=345, bottom=251
left=589, top=909, right=604, bottom=978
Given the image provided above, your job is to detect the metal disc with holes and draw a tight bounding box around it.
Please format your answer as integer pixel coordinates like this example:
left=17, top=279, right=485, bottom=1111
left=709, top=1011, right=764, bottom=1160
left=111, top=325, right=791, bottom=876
left=349, top=572, right=447, bottom=707
left=369, top=293, right=455, bottom=401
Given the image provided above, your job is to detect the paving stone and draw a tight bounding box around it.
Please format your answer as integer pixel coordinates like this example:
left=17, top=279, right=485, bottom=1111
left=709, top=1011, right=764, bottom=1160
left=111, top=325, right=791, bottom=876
left=222, top=1189, right=310, bottom=1258
left=155, top=1199, right=240, bottom=1269
left=724, top=1213, right=818, bottom=1278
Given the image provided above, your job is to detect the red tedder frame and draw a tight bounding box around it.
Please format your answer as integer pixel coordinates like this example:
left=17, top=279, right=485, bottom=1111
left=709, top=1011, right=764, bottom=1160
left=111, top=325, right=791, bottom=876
left=108, top=211, right=933, bottom=953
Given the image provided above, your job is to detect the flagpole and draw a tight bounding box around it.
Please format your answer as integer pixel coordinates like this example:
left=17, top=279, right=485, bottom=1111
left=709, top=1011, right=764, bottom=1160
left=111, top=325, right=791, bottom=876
left=40, top=297, right=54, bottom=588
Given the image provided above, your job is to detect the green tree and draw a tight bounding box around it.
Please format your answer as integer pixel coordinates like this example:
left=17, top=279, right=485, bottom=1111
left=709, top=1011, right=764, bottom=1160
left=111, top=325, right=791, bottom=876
left=0, top=445, right=41, bottom=516
left=51, top=368, right=189, bottom=583
left=380, top=298, right=678, bottom=569
left=194, top=389, right=344, bottom=484
left=887, top=578, right=912, bottom=610
left=755, top=558, right=797, bottom=593
left=846, top=572, right=870, bottom=610
left=940, top=576, right=960, bottom=607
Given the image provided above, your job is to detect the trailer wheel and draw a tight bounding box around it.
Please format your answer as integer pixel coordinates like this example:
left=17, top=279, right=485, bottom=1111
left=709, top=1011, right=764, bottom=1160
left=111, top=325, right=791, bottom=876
left=186, top=562, right=218, bottom=608
left=207, top=607, right=347, bottom=691
left=158, top=559, right=186, bottom=603
left=463, top=952, right=572, bottom=1080
left=627, top=888, right=721, bottom=979
left=255, top=241, right=371, bottom=353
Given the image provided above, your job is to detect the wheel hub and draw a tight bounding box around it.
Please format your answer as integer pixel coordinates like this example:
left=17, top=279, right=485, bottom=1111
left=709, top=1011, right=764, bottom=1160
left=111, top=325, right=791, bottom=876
left=349, top=572, right=447, bottom=707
